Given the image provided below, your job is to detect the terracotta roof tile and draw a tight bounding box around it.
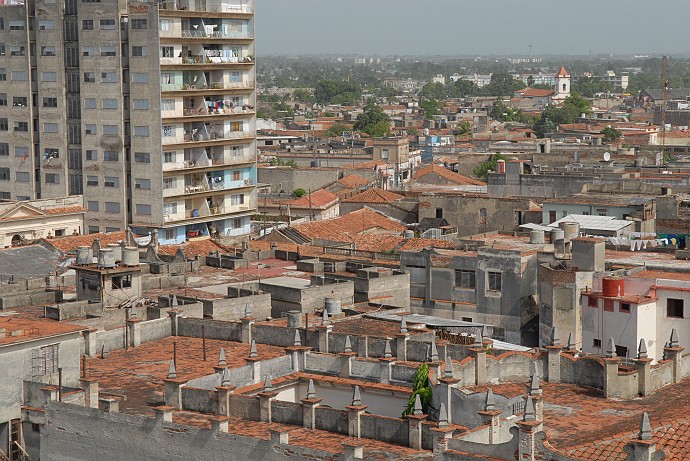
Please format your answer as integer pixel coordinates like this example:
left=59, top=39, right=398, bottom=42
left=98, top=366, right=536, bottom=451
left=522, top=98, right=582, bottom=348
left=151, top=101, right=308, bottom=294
left=414, top=164, right=486, bottom=186
left=293, top=208, right=406, bottom=242
left=0, top=316, right=85, bottom=346
left=288, top=189, right=339, bottom=208
left=157, top=238, right=234, bottom=258
left=44, top=206, right=88, bottom=215
left=342, top=188, right=405, bottom=204
left=337, top=174, right=370, bottom=188
left=46, top=231, right=127, bottom=253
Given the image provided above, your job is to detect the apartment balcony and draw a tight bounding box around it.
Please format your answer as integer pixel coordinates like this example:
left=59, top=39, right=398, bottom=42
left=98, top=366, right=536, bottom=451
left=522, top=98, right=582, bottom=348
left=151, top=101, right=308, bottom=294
left=162, top=130, right=253, bottom=149
left=162, top=106, right=255, bottom=122
left=160, top=55, right=253, bottom=70
left=158, top=0, right=253, bottom=14
left=161, top=81, right=255, bottom=96
left=160, top=29, right=253, bottom=41
left=165, top=178, right=254, bottom=198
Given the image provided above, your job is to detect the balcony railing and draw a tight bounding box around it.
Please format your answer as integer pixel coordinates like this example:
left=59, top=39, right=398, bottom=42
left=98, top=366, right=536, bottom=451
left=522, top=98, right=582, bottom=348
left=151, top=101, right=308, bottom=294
left=161, top=81, right=255, bottom=92
left=162, top=107, right=254, bottom=119
left=158, top=0, right=253, bottom=13
left=160, top=55, right=252, bottom=65
left=162, top=130, right=252, bottom=145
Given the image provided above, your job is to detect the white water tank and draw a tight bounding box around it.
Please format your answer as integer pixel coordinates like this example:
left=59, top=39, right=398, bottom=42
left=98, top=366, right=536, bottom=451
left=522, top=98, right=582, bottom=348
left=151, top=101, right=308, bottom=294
left=98, top=249, right=116, bottom=269
left=122, top=247, right=140, bottom=267
left=76, top=246, right=90, bottom=265
left=404, top=230, right=414, bottom=239
left=559, top=221, right=580, bottom=240
left=325, top=297, right=342, bottom=315
left=107, top=243, right=122, bottom=262
left=550, top=228, right=565, bottom=243
left=529, top=230, right=545, bottom=244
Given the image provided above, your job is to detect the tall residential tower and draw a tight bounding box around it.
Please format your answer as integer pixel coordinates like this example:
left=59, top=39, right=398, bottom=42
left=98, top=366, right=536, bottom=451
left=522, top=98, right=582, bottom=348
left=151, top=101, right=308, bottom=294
left=0, top=0, right=257, bottom=244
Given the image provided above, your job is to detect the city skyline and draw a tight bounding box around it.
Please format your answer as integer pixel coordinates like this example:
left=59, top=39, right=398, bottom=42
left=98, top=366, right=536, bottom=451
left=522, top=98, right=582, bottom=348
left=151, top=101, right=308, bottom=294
left=257, top=0, right=690, bottom=56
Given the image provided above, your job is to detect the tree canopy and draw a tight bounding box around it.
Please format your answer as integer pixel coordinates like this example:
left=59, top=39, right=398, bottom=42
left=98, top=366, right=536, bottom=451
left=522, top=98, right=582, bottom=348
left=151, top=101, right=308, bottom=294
left=473, top=153, right=509, bottom=180
left=314, top=79, right=362, bottom=105
left=353, top=102, right=391, bottom=137
left=532, top=93, right=591, bottom=138
left=601, top=127, right=622, bottom=144
left=402, top=364, right=432, bottom=417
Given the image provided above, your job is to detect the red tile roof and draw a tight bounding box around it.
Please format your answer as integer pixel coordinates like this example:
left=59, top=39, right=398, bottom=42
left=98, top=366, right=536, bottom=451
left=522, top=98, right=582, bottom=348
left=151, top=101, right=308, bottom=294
left=353, top=233, right=455, bottom=252
left=289, top=189, right=339, bottom=208
left=517, top=88, right=555, bottom=98
left=558, top=66, right=570, bottom=77
left=338, top=174, right=370, bottom=188
left=0, top=316, right=85, bottom=346
left=47, top=231, right=127, bottom=253
left=342, top=188, right=405, bottom=204
left=293, top=208, right=406, bottom=242
left=414, top=164, right=486, bottom=186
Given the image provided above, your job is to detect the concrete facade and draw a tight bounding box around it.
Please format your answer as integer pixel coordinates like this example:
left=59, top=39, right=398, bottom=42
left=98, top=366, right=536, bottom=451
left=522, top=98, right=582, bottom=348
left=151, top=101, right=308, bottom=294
left=0, top=0, right=258, bottom=242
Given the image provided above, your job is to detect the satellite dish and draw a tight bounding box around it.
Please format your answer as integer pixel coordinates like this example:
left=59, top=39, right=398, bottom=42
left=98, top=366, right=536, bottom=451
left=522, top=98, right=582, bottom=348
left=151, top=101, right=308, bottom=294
left=423, top=128, right=430, bottom=136
left=603, top=152, right=611, bottom=162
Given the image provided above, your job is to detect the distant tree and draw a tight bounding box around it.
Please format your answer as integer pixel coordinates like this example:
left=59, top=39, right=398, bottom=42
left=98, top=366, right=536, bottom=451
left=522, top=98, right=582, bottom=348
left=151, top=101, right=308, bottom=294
left=323, top=123, right=353, bottom=137
left=314, top=79, right=362, bottom=105
left=601, top=127, right=622, bottom=144
left=526, top=75, right=535, bottom=87
left=420, top=98, right=441, bottom=118
left=450, top=78, right=478, bottom=98
left=573, top=77, right=614, bottom=97
left=293, top=188, right=306, bottom=197
left=489, top=100, right=527, bottom=123
left=292, top=88, right=315, bottom=103
left=532, top=83, right=553, bottom=90
left=531, top=92, right=591, bottom=137
left=353, top=102, right=391, bottom=137
left=473, top=153, right=509, bottom=180
left=454, top=121, right=472, bottom=136
left=481, top=72, right=524, bottom=97
left=402, top=364, right=432, bottom=417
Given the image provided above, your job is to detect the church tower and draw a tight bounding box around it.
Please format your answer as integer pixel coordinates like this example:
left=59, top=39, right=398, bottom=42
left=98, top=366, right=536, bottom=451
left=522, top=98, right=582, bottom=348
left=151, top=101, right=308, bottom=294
left=553, top=66, right=571, bottom=100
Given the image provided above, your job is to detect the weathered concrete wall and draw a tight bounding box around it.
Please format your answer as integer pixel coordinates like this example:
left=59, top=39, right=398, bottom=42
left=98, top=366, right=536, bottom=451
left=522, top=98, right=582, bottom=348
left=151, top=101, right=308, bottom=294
left=177, top=318, right=243, bottom=342
left=361, top=414, right=408, bottom=446
left=40, top=402, right=355, bottom=461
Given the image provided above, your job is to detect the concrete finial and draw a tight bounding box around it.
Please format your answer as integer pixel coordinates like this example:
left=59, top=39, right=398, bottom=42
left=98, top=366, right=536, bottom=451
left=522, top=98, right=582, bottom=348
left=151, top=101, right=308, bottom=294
left=413, top=394, right=423, bottom=416
left=529, top=370, right=541, bottom=395
left=670, top=328, right=679, bottom=347
left=607, top=337, right=617, bottom=358
left=171, top=295, right=179, bottom=307
left=244, top=304, right=252, bottom=318
left=481, top=324, right=488, bottom=340
left=550, top=326, right=559, bottom=346
left=352, top=386, right=362, bottom=406
left=249, top=340, right=258, bottom=359
left=485, top=388, right=496, bottom=411
left=167, top=360, right=177, bottom=379
left=221, top=367, right=231, bottom=386
left=638, top=412, right=652, bottom=441
left=384, top=340, right=392, bottom=358
left=638, top=339, right=648, bottom=359
left=344, top=335, right=352, bottom=353
left=263, top=374, right=273, bottom=392
left=523, top=395, right=536, bottom=421
left=473, top=329, right=482, bottom=347
left=438, top=403, right=449, bottom=427
left=218, top=348, right=227, bottom=367
left=444, top=356, right=454, bottom=379
left=322, top=309, right=329, bottom=326
left=566, top=332, right=574, bottom=351
left=400, top=317, right=408, bottom=334
left=293, top=329, right=302, bottom=347
left=306, top=379, right=316, bottom=400
left=430, top=340, right=439, bottom=362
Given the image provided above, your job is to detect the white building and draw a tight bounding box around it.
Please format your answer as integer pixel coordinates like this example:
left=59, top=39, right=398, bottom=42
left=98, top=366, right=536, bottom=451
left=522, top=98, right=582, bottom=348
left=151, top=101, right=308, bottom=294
left=552, top=66, right=571, bottom=101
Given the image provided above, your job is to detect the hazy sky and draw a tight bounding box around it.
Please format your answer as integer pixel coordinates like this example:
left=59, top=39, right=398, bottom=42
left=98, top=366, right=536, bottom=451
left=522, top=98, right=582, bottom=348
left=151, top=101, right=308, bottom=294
left=256, top=0, right=690, bottom=56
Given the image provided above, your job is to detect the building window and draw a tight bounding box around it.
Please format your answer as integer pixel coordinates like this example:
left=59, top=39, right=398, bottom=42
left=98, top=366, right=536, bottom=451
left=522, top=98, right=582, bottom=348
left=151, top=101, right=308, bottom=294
left=131, top=19, right=148, bottom=29
left=82, top=20, right=94, bottom=30
left=102, top=99, right=118, bottom=109
left=0, top=168, right=9, bottom=181
left=134, top=178, right=150, bottom=190
left=455, top=270, right=475, bottom=289
left=163, top=178, right=176, bottom=189
left=15, top=172, right=29, bottom=182
left=15, top=122, right=29, bottom=132
left=86, top=150, right=98, bottom=161
left=102, top=125, right=118, bottom=136
left=103, top=151, right=119, bottom=162
left=43, top=123, right=58, bottom=133
left=100, top=46, right=117, bottom=57
left=12, top=71, right=28, bottom=81
left=104, top=177, right=119, bottom=188
left=136, top=204, right=152, bottom=215
left=87, top=201, right=99, bottom=211
left=164, top=203, right=177, bottom=215
left=84, top=72, right=95, bottom=83
left=45, top=173, right=59, bottom=184
left=588, top=296, right=597, bottom=307
left=44, top=148, right=59, bottom=159
left=112, top=274, right=132, bottom=289
left=164, top=229, right=175, bottom=240
left=32, top=344, right=59, bottom=377
left=232, top=170, right=242, bottom=181
left=132, top=72, right=148, bottom=83
left=41, top=72, right=57, bottom=82
left=162, top=125, right=174, bottom=137
left=0, top=144, right=7, bottom=156
left=134, top=152, right=150, bottom=163
left=0, top=93, right=5, bottom=106
left=160, top=46, right=174, bottom=58
left=667, top=299, right=684, bottom=318
left=0, top=119, right=7, bottom=131
left=231, top=194, right=245, bottom=205
left=15, top=147, right=28, bottom=158
left=9, top=21, right=25, bottom=31
left=620, top=303, right=631, bottom=313
left=84, top=98, right=96, bottom=109
left=487, top=271, right=502, bottom=292
left=133, top=126, right=149, bottom=137
left=86, top=176, right=98, bottom=186
left=163, top=152, right=176, bottom=163
left=133, top=99, right=149, bottom=110
left=131, top=46, right=147, bottom=57
left=0, top=69, right=6, bottom=81
left=593, top=338, right=602, bottom=348
left=43, top=97, right=58, bottom=108
left=100, top=19, right=116, bottom=30
left=39, top=20, right=55, bottom=30
left=10, top=46, right=25, bottom=56
left=604, top=299, right=614, bottom=312
left=85, top=124, right=97, bottom=135
left=105, top=202, right=120, bottom=213
left=101, top=72, right=117, bottom=83
left=82, top=46, right=95, bottom=57
left=160, top=19, right=172, bottom=31
left=88, top=226, right=100, bottom=234
left=13, top=97, right=27, bottom=107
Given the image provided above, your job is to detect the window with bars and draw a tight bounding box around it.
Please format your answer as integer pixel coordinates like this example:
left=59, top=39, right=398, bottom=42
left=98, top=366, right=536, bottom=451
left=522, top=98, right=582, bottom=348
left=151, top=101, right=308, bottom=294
left=31, top=344, right=59, bottom=378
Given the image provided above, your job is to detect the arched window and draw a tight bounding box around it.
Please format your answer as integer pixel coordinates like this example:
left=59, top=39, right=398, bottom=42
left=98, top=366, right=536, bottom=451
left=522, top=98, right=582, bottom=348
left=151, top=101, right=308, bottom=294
left=562, top=83, right=567, bottom=91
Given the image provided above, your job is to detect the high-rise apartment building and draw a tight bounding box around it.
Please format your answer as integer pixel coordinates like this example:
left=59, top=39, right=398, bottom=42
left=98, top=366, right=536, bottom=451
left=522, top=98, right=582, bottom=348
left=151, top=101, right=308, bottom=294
left=0, top=0, right=257, bottom=244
